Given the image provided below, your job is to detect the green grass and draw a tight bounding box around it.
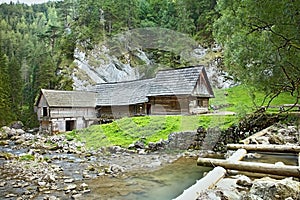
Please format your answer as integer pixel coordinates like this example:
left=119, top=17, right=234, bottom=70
left=67, top=85, right=297, bottom=150
left=19, top=154, right=35, bottom=161
left=72, top=115, right=238, bottom=149
left=211, top=85, right=298, bottom=114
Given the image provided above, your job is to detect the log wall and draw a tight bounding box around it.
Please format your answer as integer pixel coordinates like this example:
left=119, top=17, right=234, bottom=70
left=149, top=95, right=190, bottom=115
left=99, top=104, right=145, bottom=119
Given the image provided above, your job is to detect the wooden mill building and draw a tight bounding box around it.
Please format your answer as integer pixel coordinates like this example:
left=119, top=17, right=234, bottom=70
left=35, top=89, right=97, bottom=133
left=36, top=66, right=214, bottom=133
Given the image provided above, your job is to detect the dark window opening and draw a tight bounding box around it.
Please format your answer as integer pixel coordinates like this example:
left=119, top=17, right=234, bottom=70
left=197, top=99, right=203, bottom=107
left=147, top=104, right=151, bottom=115
left=43, top=107, right=48, bottom=117
left=66, top=120, right=75, bottom=131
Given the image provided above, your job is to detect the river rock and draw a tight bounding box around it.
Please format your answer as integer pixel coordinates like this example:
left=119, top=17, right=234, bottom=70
left=71, top=193, right=82, bottom=199
left=16, top=129, right=25, bottom=135
left=5, top=193, right=17, bottom=198
left=268, top=133, right=286, bottom=145
left=134, top=140, right=145, bottom=149
left=236, top=175, right=253, bottom=187
left=15, top=138, right=25, bottom=144
left=79, top=183, right=89, bottom=190
left=64, top=184, right=77, bottom=191
left=110, top=164, right=125, bottom=173
left=43, top=174, right=56, bottom=182
left=10, top=128, right=17, bottom=137
left=243, top=177, right=300, bottom=200
left=0, top=132, right=8, bottom=140
left=10, top=121, right=24, bottom=130
left=0, top=182, right=6, bottom=187
left=1, top=126, right=11, bottom=133
left=64, top=179, right=74, bottom=183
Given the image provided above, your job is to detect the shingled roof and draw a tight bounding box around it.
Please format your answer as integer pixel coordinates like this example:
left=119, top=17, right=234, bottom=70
left=96, top=79, right=153, bottom=106
left=148, top=66, right=214, bottom=97
left=38, top=89, right=97, bottom=107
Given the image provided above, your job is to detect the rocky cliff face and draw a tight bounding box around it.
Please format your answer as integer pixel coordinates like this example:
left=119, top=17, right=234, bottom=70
left=72, top=42, right=233, bottom=91
left=73, top=45, right=141, bottom=91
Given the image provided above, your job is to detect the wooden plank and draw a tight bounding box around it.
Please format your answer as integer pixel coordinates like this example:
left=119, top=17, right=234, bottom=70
left=240, top=126, right=273, bottom=144
left=227, top=144, right=300, bottom=153
left=175, top=149, right=247, bottom=200
left=197, top=157, right=300, bottom=178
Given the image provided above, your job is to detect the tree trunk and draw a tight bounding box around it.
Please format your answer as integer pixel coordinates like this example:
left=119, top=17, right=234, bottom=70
left=227, top=144, right=300, bottom=153
left=197, top=158, right=300, bottom=178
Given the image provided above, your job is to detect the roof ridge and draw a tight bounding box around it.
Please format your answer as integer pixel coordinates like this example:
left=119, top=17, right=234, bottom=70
left=96, top=77, right=154, bottom=85
left=155, top=65, right=204, bottom=73
left=42, top=89, right=96, bottom=93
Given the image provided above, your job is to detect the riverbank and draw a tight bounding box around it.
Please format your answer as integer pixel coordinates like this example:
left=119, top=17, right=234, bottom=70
left=0, top=126, right=195, bottom=199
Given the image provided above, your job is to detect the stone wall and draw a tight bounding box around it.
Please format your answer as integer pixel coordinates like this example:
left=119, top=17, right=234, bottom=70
left=165, top=127, right=207, bottom=150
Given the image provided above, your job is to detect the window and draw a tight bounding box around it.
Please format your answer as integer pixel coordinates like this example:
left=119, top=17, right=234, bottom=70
left=43, top=107, right=48, bottom=117
left=197, top=99, right=203, bottom=107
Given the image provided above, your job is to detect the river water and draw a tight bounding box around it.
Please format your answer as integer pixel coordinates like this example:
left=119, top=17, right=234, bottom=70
left=0, top=139, right=212, bottom=200
left=82, top=157, right=211, bottom=200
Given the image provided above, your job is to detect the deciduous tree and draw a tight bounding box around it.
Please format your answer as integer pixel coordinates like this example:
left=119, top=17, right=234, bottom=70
left=214, top=0, right=300, bottom=106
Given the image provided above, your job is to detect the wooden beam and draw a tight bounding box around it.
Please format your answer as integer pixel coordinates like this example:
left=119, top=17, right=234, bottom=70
left=227, top=144, right=300, bottom=153
left=175, top=149, right=247, bottom=200
left=240, top=126, right=273, bottom=144
left=197, top=157, right=300, bottom=178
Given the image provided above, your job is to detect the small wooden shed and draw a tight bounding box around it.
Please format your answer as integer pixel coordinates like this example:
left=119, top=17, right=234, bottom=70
left=35, top=89, right=97, bottom=133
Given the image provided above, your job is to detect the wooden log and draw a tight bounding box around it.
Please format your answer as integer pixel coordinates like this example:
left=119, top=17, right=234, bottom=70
left=197, top=158, right=300, bottom=178
left=227, top=149, right=247, bottom=161
left=173, top=167, right=226, bottom=200
left=240, top=126, right=273, bottom=144
left=174, top=149, right=247, bottom=200
left=227, top=144, right=300, bottom=153
left=227, top=170, right=287, bottom=179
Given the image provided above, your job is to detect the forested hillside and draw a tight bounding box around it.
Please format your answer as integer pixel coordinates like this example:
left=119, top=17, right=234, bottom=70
left=0, top=0, right=218, bottom=127
left=0, top=0, right=299, bottom=127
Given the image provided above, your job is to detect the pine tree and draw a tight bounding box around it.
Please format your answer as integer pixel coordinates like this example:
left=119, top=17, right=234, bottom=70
left=0, top=50, right=14, bottom=126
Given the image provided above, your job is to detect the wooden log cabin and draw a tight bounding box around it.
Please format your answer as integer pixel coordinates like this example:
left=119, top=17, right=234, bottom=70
left=96, top=66, right=214, bottom=118
left=35, top=89, right=97, bottom=133
left=36, top=66, right=214, bottom=132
